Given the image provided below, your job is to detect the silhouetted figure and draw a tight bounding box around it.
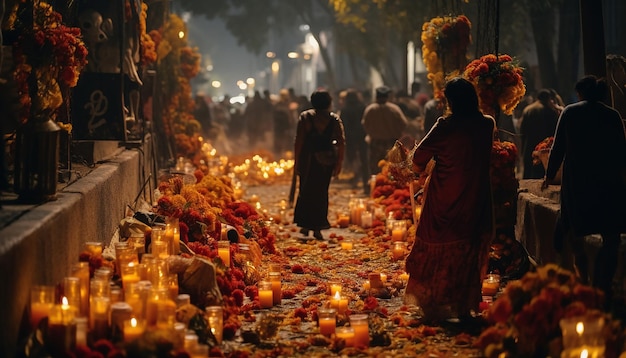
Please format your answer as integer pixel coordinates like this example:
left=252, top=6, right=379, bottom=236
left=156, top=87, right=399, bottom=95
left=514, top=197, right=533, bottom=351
left=520, top=89, right=559, bottom=178
left=339, top=89, right=368, bottom=193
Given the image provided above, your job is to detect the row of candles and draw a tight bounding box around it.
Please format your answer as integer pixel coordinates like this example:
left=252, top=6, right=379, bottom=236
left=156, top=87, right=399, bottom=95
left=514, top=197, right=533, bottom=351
left=29, top=218, right=225, bottom=356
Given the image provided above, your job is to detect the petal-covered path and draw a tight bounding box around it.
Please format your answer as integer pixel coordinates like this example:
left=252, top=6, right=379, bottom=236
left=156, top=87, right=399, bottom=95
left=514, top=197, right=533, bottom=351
left=219, top=179, right=484, bottom=357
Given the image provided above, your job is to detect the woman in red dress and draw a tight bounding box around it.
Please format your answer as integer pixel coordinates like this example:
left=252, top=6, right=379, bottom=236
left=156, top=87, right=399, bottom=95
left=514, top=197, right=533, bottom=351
left=404, top=77, right=495, bottom=323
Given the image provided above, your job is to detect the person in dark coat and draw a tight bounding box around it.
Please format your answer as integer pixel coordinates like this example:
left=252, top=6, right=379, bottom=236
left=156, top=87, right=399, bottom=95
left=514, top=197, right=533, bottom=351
left=544, top=75, right=626, bottom=307
left=293, top=90, right=345, bottom=240
left=520, top=89, right=560, bottom=178
left=338, top=89, right=368, bottom=193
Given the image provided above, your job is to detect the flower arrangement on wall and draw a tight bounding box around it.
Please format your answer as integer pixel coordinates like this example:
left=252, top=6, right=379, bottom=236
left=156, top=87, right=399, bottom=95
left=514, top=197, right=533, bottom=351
left=463, top=54, right=526, bottom=117
left=10, top=1, right=88, bottom=125
left=421, top=15, right=472, bottom=99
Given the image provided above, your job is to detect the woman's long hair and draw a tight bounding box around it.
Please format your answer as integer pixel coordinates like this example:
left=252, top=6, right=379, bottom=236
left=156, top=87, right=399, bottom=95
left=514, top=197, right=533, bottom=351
left=444, top=77, right=482, bottom=116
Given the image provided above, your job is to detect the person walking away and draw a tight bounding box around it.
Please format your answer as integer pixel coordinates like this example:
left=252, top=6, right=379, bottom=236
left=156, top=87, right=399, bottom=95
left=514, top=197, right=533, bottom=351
left=543, top=75, right=626, bottom=309
left=361, top=86, right=408, bottom=176
left=273, top=89, right=296, bottom=159
left=244, top=91, right=268, bottom=150
left=339, top=89, right=369, bottom=194
left=404, top=77, right=495, bottom=323
left=293, top=90, right=345, bottom=240
left=520, top=89, right=559, bottom=178
left=423, top=97, right=444, bottom=135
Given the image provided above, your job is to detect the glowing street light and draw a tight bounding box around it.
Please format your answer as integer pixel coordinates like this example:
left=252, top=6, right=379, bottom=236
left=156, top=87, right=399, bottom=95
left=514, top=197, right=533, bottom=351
left=287, top=51, right=299, bottom=59
left=246, top=77, right=255, bottom=85
left=178, top=31, right=185, bottom=39
left=266, top=51, right=276, bottom=59
left=211, top=80, right=221, bottom=88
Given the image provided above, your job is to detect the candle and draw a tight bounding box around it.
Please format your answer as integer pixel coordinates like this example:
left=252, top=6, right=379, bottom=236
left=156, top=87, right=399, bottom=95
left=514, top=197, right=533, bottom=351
left=317, top=308, right=336, bottom=336
left=481, top=274, right=500, bottom=296
left=380, top=273, right=387, bottom=283
left=122, top=263, right=141, bottom=290
left=165, top=217, right=179, bottom=255
left=349, top=314, right=369, bottom=348
left=560, top=313, right=606, bottom=358
left=391, top=221, right=406, bottom=241
left=47, top=297, right=77, bottom=355
left=368, top=273, right=384, bottom=288
left=30, top=285, right=55, bottom=329
left=83, top=241, right=103, bottom=257
left=151, top=240, right=169, bottom=259
left=258, top=281, right=273, bottom=308
left=391, top=242, right=408, bottom=261
left=399, top=272, right=409, bottom=283
left=205, top=306, right=224, bottom=344
left=90, top=296, right=110, bottom=340
left=70, top=262, right=90, bottom=317
left=110, top=302, right=133, bottom=343
left=217, top=241, right=231, bottom=267
left=335, top=326, right=355, bottom=347
left=63, top=277, right=81, bottom=314
left=329, top=280, right=342, bottom=296
left=337, top=214, right=350, bottom=228
left=330, top=291, right=349, bottom=314
left=269, top=272, right=282, bottom=305
left=341, top=239, right=354, bottom=250
left=414, top=206, right=422, bottom=221
left=75, top=317, right=88, bottom=346
left=362, top=280, right=371, bottom=291
left=360, top=211, right=373, bottom=229
left=124, top=318, right=145, bottom=342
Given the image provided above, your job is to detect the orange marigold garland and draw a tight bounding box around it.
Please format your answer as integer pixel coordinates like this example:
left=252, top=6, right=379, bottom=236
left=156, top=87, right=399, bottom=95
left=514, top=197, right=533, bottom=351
left=463, top=54, right=526, bottom=117
left=422, top=15, right=472, bottom=99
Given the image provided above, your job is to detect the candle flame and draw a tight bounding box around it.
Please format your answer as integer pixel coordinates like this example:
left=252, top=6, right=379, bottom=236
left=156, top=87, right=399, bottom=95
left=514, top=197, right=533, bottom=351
left=61, top=296, right=69, bottom=307
left=131, top=317, right=137, bottom=328
left=334, top=291, right=341, bottom=300
left=576, top=322, right=584, bottom=335
left=580, top=349, right=588, bottom=358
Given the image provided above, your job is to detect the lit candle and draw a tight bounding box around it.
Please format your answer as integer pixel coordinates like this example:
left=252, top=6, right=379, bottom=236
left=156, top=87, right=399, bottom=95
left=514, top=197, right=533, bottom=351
left=360, top=211, right=373, bottom=229
left=341, top=240, right=354, bottom=250
left=206, top=306, right=224, bottom=344
left=30, top=285, right=55, bottom=329
left=391, top=242, right=408, bottom=261
left=329, top=281, right=342, bottom=296
left=335, top=326, right=355, bottom=347
left=380, top=273, right=387, bottom=283
left=83, top=241, right=103, bottom=257
left=90, top=296, right=110, bottom=340
left=481, top=274, right=500, bottom=296
left=122, top=263, right=141, bottom=290
left=337, top=214, right=350, bottom=228
left=318, top=308, right=336, bottom=336
left=217, top=241, right=231, bottom=267
left=368, top=272, right=384, bottom=288
left=362, top=280, right=371, bottom=291
left=269, top=272, right=282, bottom=305
left=258, top=281, right=273, bottom=308
left=123, top=318, right=145, bottom=342
left=70, top=262, right=90, bottom=317
left=391, top=223, right=406, bottom=242
left=349, top=314, right=369, bottom=348
left=47, top=297, right=77, bottom=355
left=330, top=291, right=349, bottom=314
left=399, top=272, right=409, bottom=283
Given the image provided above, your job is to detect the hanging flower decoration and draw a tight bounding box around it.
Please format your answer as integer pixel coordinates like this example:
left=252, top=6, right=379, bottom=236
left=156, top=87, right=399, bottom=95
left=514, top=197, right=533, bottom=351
left=463, top=54, right=526, bottom=117
left=11, top=1, right=88, bottom=124
left=490, top=140, right=518, bottom=193
left=139, top=2, right=157, bottom=65
left=421, top=15, right=472, bottom=99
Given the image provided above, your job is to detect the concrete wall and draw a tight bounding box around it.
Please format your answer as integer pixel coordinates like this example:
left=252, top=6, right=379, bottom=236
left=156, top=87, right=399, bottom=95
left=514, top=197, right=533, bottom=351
left=0, top=146, right=151, bottom=356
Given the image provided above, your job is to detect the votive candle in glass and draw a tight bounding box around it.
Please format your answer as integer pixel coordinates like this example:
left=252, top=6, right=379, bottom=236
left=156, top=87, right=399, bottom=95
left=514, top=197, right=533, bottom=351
left=121, top=262, right=141, bottom=291
left=269, top=272, right=282, bottom=305
left=123, top=317, right=145, bottom=342
left=330, top=291, right=349, bottom=314
left=341, top=239, right=354, bottom=251
left=335, top=326, right=355, bottom=347
left=83, top=241, right=103, bottom=257
left=258, top=281, right=273, bottom=309
left=481, top=273, right=500, bottom=296
left=30, top=285, right=55, bottom=329
left=217, top=241, right=231, bottom=267
left=151, top=240, right=169, bottom=259
left=205, top=306, right=224, bottom=344
left=392, top=241, right=408, bottom=261
left=63, top=277, right=82, bottom=314
left=70, top=262, right=90, bottom=317
left=391, top=221, right=406, bottom=241
left=47, top=297, right=77, bottom=356
left=318, top=308, right=337, bottom=336
left=349, top=314, right=369, bottom=348
left=360, top=211, right=373, bottom=229
left=110, top=302, right=133, bottom=343
left=329, top=280, right=342, bottom=296
left=90, top=296, right=110, bottom=340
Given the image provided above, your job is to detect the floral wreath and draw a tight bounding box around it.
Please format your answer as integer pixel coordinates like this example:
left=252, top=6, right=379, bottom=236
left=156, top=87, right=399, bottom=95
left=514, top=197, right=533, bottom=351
left=11, top=1, right=88, bottom=125
left=421, top=15, right=472, bottom=99
left=463, top=54, right=526, bottom=117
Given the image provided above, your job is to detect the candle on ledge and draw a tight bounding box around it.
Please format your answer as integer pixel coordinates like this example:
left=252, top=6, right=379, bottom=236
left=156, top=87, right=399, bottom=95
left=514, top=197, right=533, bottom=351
left=335, top=326, right=355, bottom=347
left=329, top=280, right=342, bottom=296
left=317, top=308, right=337, bottom=336
left=217, top=241, right=231, bottom=267
left=47, top=297, right=77, bottom=355
left=30, top=285, right=55, bottom=329
left=90, top=296, right=110, bottom=340
left=560, top=313, right=606, bottom=358
left=123, top=317, right=145, bottom=342
left=258, top=281, right=273, bottom=309
left=70, top=262, right=90, bottom=317
left=391, top=241, right=408, bottom=261
left=341, top=239, right=354, bottom=251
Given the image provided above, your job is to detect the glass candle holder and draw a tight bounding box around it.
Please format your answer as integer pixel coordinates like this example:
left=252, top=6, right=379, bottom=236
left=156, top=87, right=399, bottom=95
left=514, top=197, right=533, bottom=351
left=205, top=306, right=224, bottom=344
left=269, top=272, right=282, bottom=305
left=390, top=220, right=407, bottom=241
left=337, top=212, right=350, bottom=228
left=30, top=285, right=55, bottom=329
left=328, top=280, right=342, bottom=296
left=123, top=318, right=145, bottom=342
left=70, top=262, right=90, bottom=317
left=349, top=314, right=369, bottom=348
left=110, top=302, right=132, bottom=343
left=560, top=313, right=606, bottom=358
left=335, top=326, right=355, bottom=347
left=258, top=281, right=273, bottom=309
left=341, top=239, right=354, bottom=251
left=121, top=262, right=141, bottom=291
left=47, top=298, right=77, bottom=356
left=330, top=291, right=349, bottom=314
left=217, top=241, right=231, bottom=267
left=318, top=308, right=337, bottom=336
left=481, top=273, right=500, bottom=296
left=62, top=277, right=81, bottom=313
left=151, top=240, right=169, bottom=259
left=89, top=296, right=110, bottom=339
left=360, top=211, right=373, bottom=229
left=83, top=241, right=103, bottom=257
left=391, top=241, right=408, bottom=261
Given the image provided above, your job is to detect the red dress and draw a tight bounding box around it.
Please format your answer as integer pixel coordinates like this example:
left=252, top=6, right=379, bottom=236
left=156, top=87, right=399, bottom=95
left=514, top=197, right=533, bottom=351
left=405, top=113, right=495, bottom=320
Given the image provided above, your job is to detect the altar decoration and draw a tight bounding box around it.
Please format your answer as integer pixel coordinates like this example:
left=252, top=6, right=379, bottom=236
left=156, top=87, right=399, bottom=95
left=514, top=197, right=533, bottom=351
left=533, top=136, right=562, bottom=183
left=474, top=264, right=621, bottom=358
left=463, top=54, right=526, bottom=117
left=421, top=15, right=472, bottom=99
left=490, top=140, right=519, bottom=229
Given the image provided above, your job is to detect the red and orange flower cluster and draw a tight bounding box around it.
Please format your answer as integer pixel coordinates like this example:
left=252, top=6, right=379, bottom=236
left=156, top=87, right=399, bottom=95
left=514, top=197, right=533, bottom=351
left=422, top=15, right=472, bottom=99
left=11, top=2, right=88, bottom=124
left=490, top=140, right=519, bottom=193
left=476, top=264, right=608, bottom=357
left=532, top=136, right=555, bottom=165
left=463, top=54, right=526, bottom=117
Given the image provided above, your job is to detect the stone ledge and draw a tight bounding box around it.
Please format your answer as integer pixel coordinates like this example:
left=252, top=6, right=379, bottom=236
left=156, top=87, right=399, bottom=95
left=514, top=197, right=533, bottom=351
left=0, top=146, right=150, bottom=356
